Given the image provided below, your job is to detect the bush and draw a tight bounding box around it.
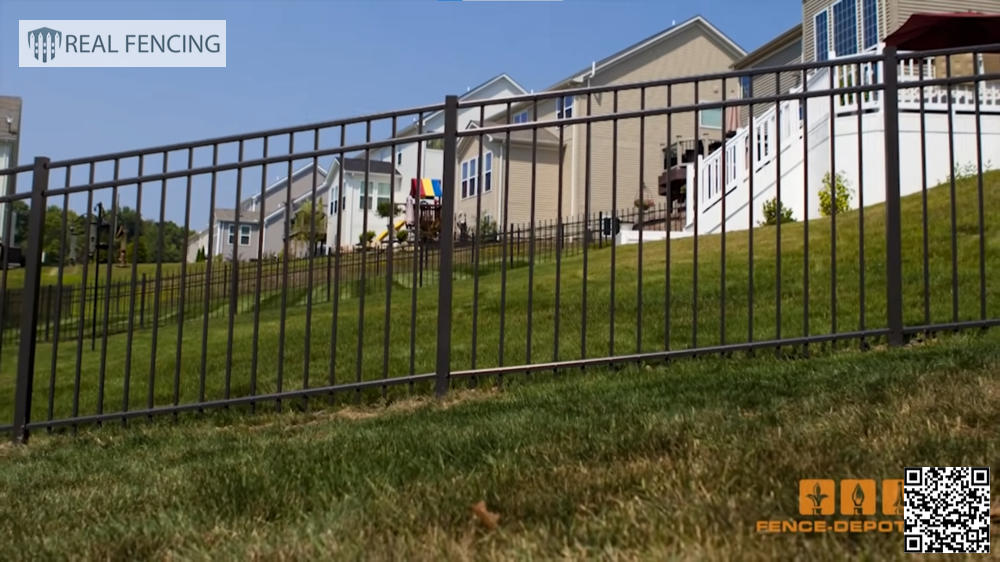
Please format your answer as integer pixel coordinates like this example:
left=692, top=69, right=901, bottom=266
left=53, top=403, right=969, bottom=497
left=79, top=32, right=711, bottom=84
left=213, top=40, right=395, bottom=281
left=478, top=216, right=498, bottom=241
left=359, top=231, right=375, bottom=247
left=761, top=198, right=795, bottom=226
left=376, top=201, right=398, bottom=220
left=396, top=229, right=409, bottom=244
left=819, top=171, right=852, bottom=217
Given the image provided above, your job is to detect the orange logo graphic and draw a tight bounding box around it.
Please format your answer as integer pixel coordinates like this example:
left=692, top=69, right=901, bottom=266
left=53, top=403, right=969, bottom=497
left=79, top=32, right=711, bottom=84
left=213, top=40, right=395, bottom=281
left=840, top=480, right=876, bottom=515
left=882, top=479, right=904, bottom=515
left=799, top=479, right=836, bottom=515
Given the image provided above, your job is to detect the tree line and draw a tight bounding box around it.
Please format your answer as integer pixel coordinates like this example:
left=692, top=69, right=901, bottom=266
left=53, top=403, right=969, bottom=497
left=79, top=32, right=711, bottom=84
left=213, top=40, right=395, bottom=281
left=7, top=201, right=193, bottom=265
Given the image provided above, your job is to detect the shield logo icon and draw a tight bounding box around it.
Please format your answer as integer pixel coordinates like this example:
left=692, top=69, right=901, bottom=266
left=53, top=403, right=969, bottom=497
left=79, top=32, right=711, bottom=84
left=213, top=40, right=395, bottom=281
left=27, top=27, right=62, bottom=63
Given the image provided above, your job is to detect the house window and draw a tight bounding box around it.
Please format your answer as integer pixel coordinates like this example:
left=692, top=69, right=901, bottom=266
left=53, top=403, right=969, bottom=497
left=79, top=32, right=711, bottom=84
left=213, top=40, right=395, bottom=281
left=376, top=182, right=391, bottom=210
left=740, top=75, right=752, bottom=99
left=483, top=152, right=492, bottom=192
left=227, top=224, right=235, bottom=244
left=557, top=95, right=573, bottom=119
left=862, top=0, right=878, bottom=50
left=832, top=0, right=858, bottom=57
left=513, top=111, right=529, bottom=124
left=700, top=106, right=723, bottom=129
left=468, top=158, right=478, bottom=198
left=461, top=153, right=490, bottom=198
left=396, top=152, right=402, bottom=165
left=240, top=225, right=251, bottom=246
left=815, top=11, right=829, bottom=61
left=461, top=161, right=469, bottom=198
left=359, top=181, right=371, bottom=210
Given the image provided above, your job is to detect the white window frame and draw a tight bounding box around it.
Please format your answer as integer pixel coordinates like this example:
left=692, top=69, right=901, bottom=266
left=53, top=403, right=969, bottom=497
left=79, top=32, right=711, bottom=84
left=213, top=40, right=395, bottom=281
left=815, top=10, right=829, bottom=62
left=699, top=101, right=723, bottom=130
left=483, top=152, right=492, bottom=193
left=227, top=224, right=235, bottom=245
left=461, top=153, right=491, bottom=199
left=461, top=161, right=469, bottom=199
left=831, top=0, right=858, bottom=58
left=513, top=111, right=529, bottom=124
left=557, top=95, right=574, bottom=119
left=861, top=0, right=878, bottom=50
left=376, top=181, right=391, bottom=211
left=239, top=225, right=251, bottom=246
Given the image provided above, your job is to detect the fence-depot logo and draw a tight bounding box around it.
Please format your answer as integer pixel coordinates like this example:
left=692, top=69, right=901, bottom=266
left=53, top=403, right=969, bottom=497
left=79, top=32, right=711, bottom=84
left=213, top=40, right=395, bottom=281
left=27, top=27, right=62, bottom=63
left=756, top=478, right=904, bottom=533
left=18, top=20, right=225, bottom=67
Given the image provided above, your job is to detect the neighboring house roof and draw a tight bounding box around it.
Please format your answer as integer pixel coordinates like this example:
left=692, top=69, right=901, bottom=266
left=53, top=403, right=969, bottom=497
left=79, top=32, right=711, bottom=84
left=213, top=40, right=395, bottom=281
left=190, top=162, right=327, bottom=238
left=317, top=156, right=403, bottom=195
left=246, top=161, right=328, bottom=207
left=460, top=120, right=561, bottom=153
left=394, top=73, right=528, bottom=138
left=732, top=24, right=803, bottom=70
left=213, top=208, right=263, bottom=224
left=340, top=157, right=398, bottom=175
left=544, top=15, right=747, bottom=91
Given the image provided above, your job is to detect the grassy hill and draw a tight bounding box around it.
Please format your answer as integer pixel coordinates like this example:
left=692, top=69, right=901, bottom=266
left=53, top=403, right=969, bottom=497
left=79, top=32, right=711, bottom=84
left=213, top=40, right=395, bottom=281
left=0, top=171, right=998, bottom=425
left=0, top=329, right=997, bottom=560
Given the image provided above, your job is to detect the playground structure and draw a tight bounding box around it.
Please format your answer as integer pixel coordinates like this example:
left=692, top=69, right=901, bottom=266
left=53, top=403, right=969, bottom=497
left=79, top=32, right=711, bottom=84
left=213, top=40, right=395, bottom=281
left=406, top=178, right=443, bottom=242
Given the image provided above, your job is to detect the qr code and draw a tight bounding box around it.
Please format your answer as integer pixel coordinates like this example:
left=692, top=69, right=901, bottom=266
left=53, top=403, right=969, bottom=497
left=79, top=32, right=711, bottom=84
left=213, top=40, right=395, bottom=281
left=904, top=466, right=990, bottom=553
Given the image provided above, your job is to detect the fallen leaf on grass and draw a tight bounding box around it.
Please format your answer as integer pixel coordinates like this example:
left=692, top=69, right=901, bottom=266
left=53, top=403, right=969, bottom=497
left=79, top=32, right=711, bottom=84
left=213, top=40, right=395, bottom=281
left=471, top=500, right=500, bottom=530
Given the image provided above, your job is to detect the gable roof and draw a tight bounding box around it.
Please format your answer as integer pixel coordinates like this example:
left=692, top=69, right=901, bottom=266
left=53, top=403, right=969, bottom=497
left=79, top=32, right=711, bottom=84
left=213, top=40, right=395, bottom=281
left=732, top=24, right=802, bottom=70
left=340, top=157, right=398, bottom=175
left=545, top=15, right=746, bottom=91
left=457, top=120, right=561, bottom=156
left=246, top=161, right=328, bottom=207
left=395, top=73, right=528, bottom=138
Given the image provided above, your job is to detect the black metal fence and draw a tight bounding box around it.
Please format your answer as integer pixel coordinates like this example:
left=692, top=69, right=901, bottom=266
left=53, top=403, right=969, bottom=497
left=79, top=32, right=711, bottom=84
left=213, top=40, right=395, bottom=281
left=2, top=44, right=999, bottom=442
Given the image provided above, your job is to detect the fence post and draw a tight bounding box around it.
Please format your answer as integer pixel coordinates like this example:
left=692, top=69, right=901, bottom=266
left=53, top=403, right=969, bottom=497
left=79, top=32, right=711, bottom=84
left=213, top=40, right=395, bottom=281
left=435, top=95, right=458, bottom=398
left=882, top=46, right=904, bottom=347
left=140, top=273, right=147, bottom=328
left=13, top=157, right=49, bottom=444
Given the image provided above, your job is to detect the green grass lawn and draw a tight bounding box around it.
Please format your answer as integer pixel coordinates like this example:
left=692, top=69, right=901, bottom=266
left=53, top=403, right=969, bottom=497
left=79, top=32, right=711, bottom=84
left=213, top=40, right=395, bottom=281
left=0, top=329, right=997, bottom=560
left=0, top=171, right=997, bottom=426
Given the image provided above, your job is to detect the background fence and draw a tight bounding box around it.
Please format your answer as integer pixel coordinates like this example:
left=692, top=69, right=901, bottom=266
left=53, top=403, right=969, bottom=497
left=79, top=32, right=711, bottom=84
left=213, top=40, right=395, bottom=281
left=2, top=44, right=999, bottom=442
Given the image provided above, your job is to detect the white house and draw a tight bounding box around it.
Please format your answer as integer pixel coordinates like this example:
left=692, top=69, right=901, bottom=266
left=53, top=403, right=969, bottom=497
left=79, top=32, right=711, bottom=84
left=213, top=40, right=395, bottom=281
left=668, top=4, right=1000, bottom=240
left=369, top=73, right=528, bottom=187
left=324, top=157, right=404, bottom=250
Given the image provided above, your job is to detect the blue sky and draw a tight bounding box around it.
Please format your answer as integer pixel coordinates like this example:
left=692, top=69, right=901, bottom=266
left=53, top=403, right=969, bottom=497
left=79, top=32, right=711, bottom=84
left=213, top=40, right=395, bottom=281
left=2, top=0, right=802, bottom=165
left=1, top=0, right=801, bottom=227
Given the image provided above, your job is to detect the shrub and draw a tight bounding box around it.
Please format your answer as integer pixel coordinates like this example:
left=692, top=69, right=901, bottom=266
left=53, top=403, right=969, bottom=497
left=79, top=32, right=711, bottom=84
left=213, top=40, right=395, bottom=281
left=818, top=171, right=852, bottom=217
left=376, top=201, right=398, bottom=220
left=359, top=231, right=375, bottom=247
left=396, top=229, right=409, bottom=244
left=633, top=198, right=654, bottom=210
left=761, top=198, right=795, bottom=226
left=478, top=216, right=498, bottom=241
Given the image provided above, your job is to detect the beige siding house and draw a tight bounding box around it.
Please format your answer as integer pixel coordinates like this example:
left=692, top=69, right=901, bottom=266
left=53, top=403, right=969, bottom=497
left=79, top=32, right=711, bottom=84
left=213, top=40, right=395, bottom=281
left=732, top=25, right=803, bottom=122
left=187, top=162, right=328, bottom=262
left=803, top=0, right=999, bottom=64
left=455, top=16, right=746, bottom=230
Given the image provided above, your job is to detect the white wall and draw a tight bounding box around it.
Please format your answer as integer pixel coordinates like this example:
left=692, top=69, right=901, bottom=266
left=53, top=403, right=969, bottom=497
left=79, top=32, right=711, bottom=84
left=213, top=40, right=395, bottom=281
left=326, top=171, right=404, bottom=250
left=688, top=107, right=1000, bottom=237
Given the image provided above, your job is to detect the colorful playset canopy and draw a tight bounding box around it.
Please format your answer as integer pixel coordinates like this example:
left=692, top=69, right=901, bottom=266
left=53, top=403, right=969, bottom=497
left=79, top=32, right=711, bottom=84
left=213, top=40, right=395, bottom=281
left=410, top=178, right=442, bottom=199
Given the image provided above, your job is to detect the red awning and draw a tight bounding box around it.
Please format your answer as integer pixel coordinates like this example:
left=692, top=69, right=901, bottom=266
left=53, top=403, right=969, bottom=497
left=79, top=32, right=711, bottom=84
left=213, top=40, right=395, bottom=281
left=884, top=12, right=1000, bottom=51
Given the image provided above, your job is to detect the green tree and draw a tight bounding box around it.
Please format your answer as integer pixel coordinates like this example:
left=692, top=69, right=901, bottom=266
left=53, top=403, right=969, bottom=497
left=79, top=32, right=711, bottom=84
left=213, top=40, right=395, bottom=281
left=818, top=172, right=852, bottom=217
left=40, top=205, right=83, bottom=264
left=291, top=199, right=327, bottom=256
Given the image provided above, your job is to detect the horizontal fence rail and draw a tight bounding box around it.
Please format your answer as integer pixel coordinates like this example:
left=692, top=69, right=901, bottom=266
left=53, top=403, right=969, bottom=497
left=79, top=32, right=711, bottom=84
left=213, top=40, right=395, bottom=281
left=1, top=44, right=999, bottom=442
